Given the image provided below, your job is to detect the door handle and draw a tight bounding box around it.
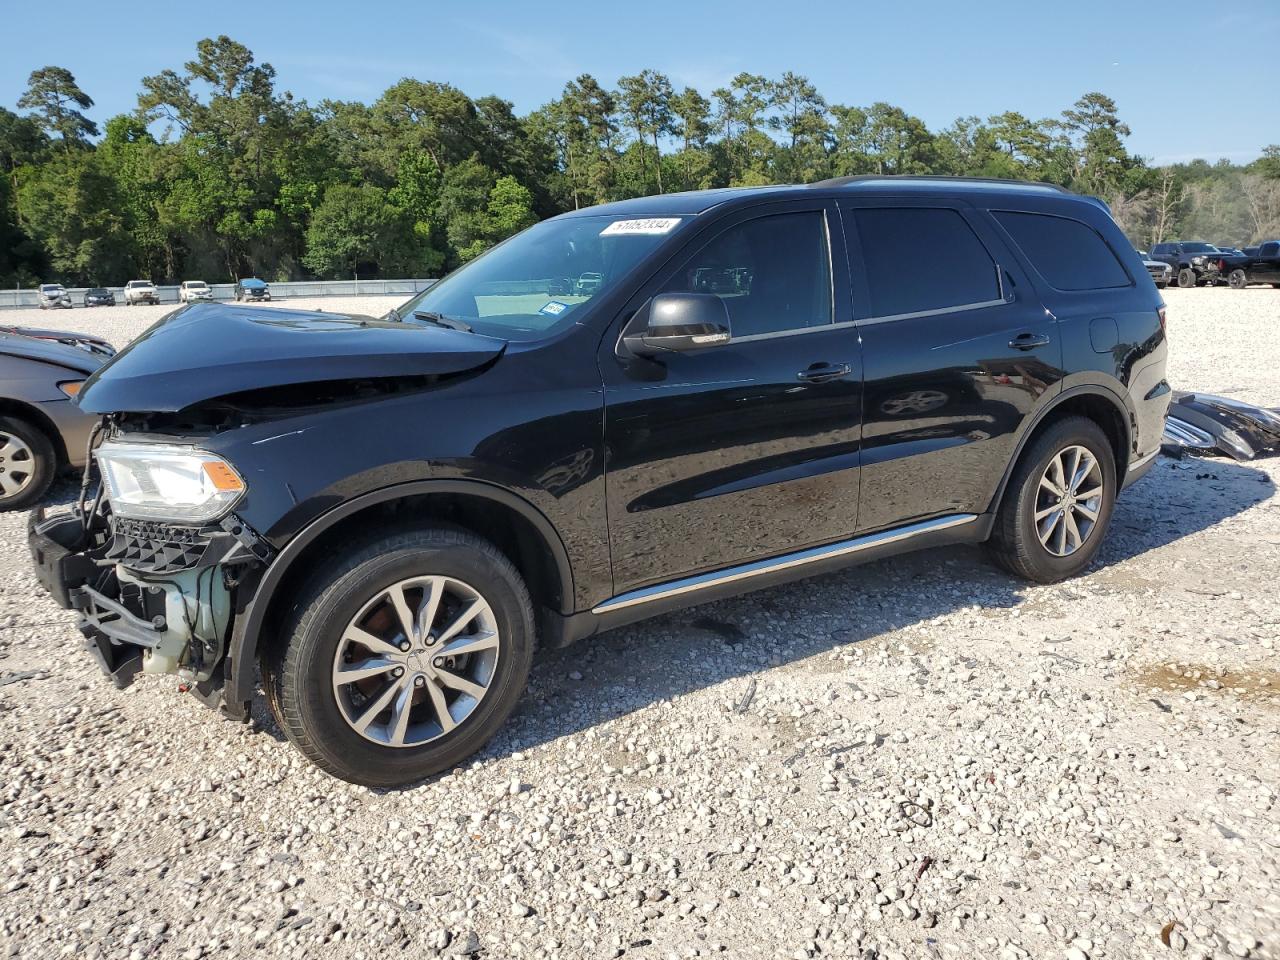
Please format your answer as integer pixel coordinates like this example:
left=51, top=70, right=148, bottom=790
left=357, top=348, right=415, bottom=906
left=797, top=362, right=852, bottom=383
left=1009, top=332, right=1051, bottom=351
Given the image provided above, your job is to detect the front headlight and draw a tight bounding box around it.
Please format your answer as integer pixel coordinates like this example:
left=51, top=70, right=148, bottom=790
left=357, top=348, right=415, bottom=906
left=1191, top=256, right=1206, bottom=265
left=96, top=442, right=246, bottom=523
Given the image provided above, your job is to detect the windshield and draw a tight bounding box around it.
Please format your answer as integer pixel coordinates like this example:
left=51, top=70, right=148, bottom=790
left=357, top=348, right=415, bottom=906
left=395, top=215, right=682, bottom=340
left=88, top=288, right=109, bottom=295
left=1182, top=243, right=1217, bottom=254
left=187, top=281, right=207, bottom=289
left=40, top=284, right=61, bottom=293
left=242, top=279, right=265, bottom=287
left=128, top=281, right=152, bottom=288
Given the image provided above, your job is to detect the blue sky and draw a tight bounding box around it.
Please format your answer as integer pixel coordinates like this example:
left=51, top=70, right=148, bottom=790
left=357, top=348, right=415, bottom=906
left=4, top=0, right=1276, bottom=165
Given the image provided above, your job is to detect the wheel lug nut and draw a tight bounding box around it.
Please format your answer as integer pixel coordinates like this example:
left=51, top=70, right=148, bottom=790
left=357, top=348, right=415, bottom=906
left=414, top=676, right=425, bottom=687
left=399, top=641, right=411, bottom=652
left=392, top=667, right=404, bottom=677
left=432, top=657, right=444, bottom=668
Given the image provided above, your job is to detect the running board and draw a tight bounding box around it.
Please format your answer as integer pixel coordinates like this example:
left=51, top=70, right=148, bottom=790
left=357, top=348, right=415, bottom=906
left=592, top=514, right=979, bottom=614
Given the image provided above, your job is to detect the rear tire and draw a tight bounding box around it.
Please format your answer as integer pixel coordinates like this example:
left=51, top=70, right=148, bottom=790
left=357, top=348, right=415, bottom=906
left=267, top=527, right=535, bottom=787
left=1176, top=268, right=1196, bottom=288
left=986, top=416, right=1117, bottom=584
left=0, top=416, right=57, bottom=512
left=1228, top=269, right=1248, bottom=290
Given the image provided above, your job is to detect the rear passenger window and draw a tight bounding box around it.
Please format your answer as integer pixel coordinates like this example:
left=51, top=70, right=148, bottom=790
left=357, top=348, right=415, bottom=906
left=853, top=208, right=999, bottom=317
left=994, top=211, right=1130, bottom=290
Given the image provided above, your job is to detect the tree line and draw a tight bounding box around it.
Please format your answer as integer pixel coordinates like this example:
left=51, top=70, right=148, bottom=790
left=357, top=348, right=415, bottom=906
left=3, top=36, right=1279, bottom=288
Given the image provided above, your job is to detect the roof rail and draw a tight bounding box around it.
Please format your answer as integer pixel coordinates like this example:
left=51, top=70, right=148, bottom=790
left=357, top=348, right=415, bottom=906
left=811, top=174, right=1073, bottom=194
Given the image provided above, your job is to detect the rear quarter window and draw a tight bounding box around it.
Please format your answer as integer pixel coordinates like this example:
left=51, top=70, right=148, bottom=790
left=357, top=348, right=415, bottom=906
left=993, top=211, right=1131, bottom=291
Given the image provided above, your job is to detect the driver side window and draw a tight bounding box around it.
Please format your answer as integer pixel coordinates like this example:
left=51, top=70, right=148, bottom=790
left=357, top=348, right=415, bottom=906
left=660, top=211, right=833, bottom=338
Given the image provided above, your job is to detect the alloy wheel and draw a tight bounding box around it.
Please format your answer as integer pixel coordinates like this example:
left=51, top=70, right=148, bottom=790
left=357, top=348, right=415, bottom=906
left=331, top=575, right=500, bottom=747
left=0, top=430, right=36, bottom=501
left=1034, top=444, right=1105, bottom=558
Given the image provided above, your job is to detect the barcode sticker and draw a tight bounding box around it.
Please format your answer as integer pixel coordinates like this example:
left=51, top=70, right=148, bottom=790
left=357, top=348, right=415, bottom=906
left=600, top=218, right=682, bottom=237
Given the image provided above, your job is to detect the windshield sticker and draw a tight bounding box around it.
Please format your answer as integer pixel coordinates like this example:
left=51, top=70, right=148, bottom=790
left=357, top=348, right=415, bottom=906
left=600, top=217, right=681, bottom=237
left=539, top=300, right=569, bottom=317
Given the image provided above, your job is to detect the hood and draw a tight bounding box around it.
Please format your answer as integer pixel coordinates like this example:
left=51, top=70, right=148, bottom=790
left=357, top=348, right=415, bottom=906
left=0, top=329, right=107, bottom=376
left=77, top=302, right=507, bottom=413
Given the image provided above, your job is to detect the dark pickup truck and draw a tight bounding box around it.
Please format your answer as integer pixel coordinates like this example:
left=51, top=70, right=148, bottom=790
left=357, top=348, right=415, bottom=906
left=1148, top=241, right=1225, bottom=287
left=1214, top=240, right=1280, bottom=289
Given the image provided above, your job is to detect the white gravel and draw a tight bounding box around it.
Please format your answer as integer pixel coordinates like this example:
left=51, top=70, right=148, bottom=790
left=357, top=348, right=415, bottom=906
left=1, top=290, right=1278, bottom=960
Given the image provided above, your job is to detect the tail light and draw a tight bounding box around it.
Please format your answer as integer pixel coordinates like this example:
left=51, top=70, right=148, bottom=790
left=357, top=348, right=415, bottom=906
left=1218, top=259, right=1227, bottom=272
left=1158, top=306, right=1167, bottom=333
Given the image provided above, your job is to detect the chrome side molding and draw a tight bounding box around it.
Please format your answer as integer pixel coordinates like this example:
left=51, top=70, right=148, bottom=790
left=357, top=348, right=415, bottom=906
left=592, top=514, right=978, bottom=614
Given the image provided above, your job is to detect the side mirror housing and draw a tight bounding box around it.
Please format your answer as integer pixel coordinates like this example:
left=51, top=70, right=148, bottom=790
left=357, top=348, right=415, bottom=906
left=624, top=292, right=732, bottom=356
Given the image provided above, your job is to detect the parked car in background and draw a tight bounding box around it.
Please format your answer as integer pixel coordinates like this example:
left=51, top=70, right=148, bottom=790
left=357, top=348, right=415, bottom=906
left=29, top=176, right=1169, bottom=786
left=0, top=326, right=113, bottom=357
left=180, top=280, right=214, bottom=303
left=1214, top=240, right=1280, bottom=289
left=1148, top=241, right=1223, bottom=287
left=1242, top=246, right=1259, bottom=257
left=1138, top=252, right=1171, bottom=288
left=83, top=287, right=116, bottom=307
left=123, top=280, right=160, bottom=305
left=0, top=327, right=114, bottom=510
left=235, top=278, right=271, bottom=302
left=1215, top=245, right=1245, bottom=257
left=37, top=284, right=72, bottom=309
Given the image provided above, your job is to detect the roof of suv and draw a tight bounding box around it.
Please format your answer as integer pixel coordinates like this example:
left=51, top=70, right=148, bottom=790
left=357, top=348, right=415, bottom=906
left=558, top=175, right=1092, bottom=220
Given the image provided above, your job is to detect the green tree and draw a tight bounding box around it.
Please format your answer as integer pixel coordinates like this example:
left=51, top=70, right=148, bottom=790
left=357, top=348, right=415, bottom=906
left=18, top=66, right=98, bottom=147
left=303, top=182, right=428, bottom=278
left=1060, top=92, right=1136, bottom=195
left=617, top=70, right=673, bottom=194
left=769, top=72, right=830, bottom=182
left=15, top=151, right=130, bottom=283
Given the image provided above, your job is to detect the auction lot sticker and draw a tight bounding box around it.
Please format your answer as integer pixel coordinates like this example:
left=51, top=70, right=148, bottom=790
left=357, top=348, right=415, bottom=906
left=601, top=218, right=682, bottom=236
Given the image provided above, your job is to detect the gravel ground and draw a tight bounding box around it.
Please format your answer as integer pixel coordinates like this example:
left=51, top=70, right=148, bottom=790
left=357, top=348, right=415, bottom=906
left=1, top=290, right=1278, bottom=960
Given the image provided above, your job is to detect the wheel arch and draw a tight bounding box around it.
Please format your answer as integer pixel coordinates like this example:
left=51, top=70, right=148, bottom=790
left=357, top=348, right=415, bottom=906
left=225, top=479, right=575, bottom=707
left=0, top=397, right=69, bottom=466
left=986, top=385, right=1131, bottom=518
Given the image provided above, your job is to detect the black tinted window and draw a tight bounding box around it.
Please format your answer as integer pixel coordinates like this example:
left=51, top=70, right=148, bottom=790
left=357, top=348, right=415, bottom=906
left=662, top=211, right=832, bottom=337
left=853, top=208, right=998, bottom=317
left=994, top=211, right=1129, bottom=291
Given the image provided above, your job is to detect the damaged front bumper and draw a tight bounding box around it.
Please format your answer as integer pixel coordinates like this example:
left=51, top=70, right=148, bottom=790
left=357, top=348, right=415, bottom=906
left=1161, top=392, right=1280, bottom=461
left=29, top=508, right=273, bottom=714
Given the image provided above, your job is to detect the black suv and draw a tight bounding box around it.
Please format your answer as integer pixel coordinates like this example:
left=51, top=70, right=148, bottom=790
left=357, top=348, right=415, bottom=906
left=30, top=177, right=1169, bottom=786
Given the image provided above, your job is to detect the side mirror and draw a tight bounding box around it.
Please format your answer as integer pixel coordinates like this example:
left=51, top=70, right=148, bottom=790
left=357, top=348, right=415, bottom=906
left=624, top=292, right=732, bottom=356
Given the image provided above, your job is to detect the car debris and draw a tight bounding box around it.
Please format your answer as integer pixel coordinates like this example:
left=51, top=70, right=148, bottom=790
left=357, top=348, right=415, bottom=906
left=1161, top=392, right=1280, bottom=461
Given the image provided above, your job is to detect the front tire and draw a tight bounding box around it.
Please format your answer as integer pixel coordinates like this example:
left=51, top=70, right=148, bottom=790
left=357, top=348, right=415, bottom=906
left=1176, top=267, right=1196, bottom=288
left=987, top=416, right=1117, bottom=584
left=0, top=417, right=57, bottom=512
left=266, top=527, right=535, bottom=787
left=1228, top=269, right=1248, bottom=290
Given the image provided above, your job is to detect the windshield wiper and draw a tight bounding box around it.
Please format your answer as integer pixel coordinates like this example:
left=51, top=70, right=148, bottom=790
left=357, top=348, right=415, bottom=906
left=413, top=310, right=473, bottom=333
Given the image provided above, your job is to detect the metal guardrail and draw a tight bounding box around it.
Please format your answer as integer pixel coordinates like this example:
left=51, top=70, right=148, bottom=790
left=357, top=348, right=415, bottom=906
left=0, top=278, right=437, bottom=309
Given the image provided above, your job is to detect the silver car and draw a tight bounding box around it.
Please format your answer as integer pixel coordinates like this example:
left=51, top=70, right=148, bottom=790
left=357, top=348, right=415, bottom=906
left=0, top=327, right=113, bottom=510
left=37, top=283, right=72, bottom=309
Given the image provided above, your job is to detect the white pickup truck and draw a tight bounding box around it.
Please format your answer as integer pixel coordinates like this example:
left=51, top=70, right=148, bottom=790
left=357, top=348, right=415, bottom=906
left=123, top=280, right=160, bottom=305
